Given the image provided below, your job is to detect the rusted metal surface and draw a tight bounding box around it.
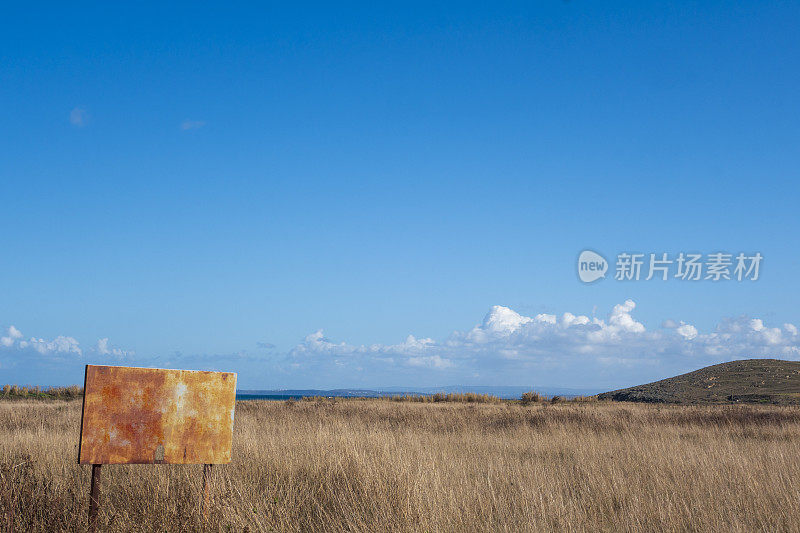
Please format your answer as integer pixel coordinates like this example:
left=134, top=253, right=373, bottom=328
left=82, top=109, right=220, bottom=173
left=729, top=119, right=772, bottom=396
left=78, top=365, right=237, bottom=465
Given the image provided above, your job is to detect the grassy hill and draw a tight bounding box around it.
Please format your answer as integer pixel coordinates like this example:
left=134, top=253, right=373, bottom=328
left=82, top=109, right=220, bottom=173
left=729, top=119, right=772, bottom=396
left=598, top=359, right=800, bottom=405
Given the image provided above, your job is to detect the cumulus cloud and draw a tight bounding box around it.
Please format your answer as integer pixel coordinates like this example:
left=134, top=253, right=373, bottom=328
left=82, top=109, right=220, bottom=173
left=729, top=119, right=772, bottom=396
left=96, top=338, right=135, bottom=358
left=607, top=300, right=646, bottom=333
left=676, top=323, right=698, bottom=340
left=1, top=325, right=22, bottom=347
left=22, top=336, right=82, bottom=356
left=2, top=302, right=798, bottom=388
left=0, top=326, right=132, bottom=359
left=287, top=301, right=800, bottom=382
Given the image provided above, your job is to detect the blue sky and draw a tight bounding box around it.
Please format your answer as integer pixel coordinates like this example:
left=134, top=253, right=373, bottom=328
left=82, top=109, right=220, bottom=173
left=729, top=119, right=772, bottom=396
left=1, top=2, right=799, bottom=390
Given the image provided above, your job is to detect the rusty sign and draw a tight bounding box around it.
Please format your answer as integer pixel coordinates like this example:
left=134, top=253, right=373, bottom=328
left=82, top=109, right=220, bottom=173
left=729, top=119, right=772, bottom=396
left=78, top=365, right=237, bottom=465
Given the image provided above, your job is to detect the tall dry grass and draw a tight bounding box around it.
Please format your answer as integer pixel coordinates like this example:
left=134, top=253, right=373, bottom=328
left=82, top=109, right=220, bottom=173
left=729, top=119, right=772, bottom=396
left=1, top=399, right=800, bottom=532
left=0, top=384, right=82, bottom=401
left=389, top=392, right=503, bottom=403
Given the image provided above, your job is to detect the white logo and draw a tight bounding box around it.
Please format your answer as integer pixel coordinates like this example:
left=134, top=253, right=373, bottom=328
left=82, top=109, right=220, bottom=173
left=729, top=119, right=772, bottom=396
left=577, top=250, right=762, bottom=283
left=578, top=250, right=608, bottom=283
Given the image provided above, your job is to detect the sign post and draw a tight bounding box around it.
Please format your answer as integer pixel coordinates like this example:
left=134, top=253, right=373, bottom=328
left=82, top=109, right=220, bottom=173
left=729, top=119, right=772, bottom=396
left=88, top=464, right=102, bottom=532
left=202, top=463, right=213, bottom=521
left=78, top=365, right=237, bottom=531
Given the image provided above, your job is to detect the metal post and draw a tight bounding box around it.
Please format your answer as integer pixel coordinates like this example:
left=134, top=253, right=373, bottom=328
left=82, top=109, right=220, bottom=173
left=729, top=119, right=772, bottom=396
left=88, top=464, right=102, bottom=533
left=201, top=464, right=213, bottom=521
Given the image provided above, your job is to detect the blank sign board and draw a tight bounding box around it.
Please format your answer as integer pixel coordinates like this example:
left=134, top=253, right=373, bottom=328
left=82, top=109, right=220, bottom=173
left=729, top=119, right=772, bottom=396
left=78, top=365, right=237, bottom=465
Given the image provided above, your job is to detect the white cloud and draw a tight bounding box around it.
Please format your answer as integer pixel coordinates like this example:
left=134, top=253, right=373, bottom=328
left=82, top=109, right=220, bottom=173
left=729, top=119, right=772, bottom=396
left=96, top=337, right=110, bottom=354
left=676, top=322, right=698, bottom=340
left=0, top=325, right=21, bottom=347
left=0, top=325, right=133, bottom=359
left=288, top=301, right=800, bottom=377
left=23, top=336, right=82, bottom=356
left=480, top=305, right=533, bottom=336
left=181, top=119, right=206, bottom=131
left=407, top=355, right=454, bottom=369
left=1, top=325, right=22, bottom=348
left=289, top=330, right=445, bottom=369
left=96, top=338, right=134, bottom=358
left=70, top=107, right=87, bottom=126
left=292, top=330, right=353, bottom=357
left=562, top=312, right=590, bottom=328
left=607, top=299, right=646, bottom=333
left=2, top=302, right=798, bottom=388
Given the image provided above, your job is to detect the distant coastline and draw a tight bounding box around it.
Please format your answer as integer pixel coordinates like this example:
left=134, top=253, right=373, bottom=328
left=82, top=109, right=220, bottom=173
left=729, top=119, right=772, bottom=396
left=236, top=385, right=603, bottom=401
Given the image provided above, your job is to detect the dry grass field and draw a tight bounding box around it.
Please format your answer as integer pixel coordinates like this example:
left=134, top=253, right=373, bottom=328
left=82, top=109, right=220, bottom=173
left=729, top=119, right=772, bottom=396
left=1, top=398, right=800, bottom=532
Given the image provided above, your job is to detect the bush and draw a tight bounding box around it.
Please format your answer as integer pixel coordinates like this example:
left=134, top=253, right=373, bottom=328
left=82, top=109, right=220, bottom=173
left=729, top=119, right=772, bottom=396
left=0, top=385, right=83, bottom=401
left=520, top=391, right=545, bottom=405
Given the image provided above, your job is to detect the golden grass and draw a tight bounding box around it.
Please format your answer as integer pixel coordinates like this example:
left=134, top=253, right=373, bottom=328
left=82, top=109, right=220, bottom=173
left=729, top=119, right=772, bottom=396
left=2, top=399, right=800, bottom=532
left=388, top=392, right=503, bottom=403
left=1, top=384, right=82, bottom=401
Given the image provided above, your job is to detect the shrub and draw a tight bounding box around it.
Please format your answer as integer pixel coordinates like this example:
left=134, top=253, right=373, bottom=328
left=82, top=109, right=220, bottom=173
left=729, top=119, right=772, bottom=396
left=520, top=391, right=544, bottom=405
left=0, top=384, right=83, bottom=400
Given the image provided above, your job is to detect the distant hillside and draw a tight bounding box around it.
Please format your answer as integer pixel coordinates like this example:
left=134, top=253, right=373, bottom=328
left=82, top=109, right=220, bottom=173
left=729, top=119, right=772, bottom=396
left=598, top=359, right=800, bottom=405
